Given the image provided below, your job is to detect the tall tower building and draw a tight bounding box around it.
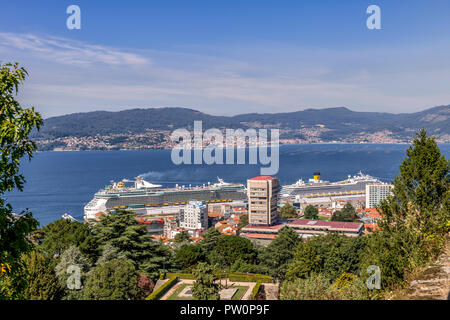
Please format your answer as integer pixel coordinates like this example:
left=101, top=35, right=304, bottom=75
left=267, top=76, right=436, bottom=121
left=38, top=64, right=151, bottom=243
left=179, top=201, right=208, bottom=235
left=366, top=184, right=394, bottom=208
left=247, top=176, right=279, bottom=226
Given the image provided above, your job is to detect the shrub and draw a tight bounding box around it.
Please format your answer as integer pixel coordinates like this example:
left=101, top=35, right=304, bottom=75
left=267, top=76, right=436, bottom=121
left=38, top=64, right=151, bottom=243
left=251, top=281, right=262, bottom=300
left=145, top=276, right=178, bottom=300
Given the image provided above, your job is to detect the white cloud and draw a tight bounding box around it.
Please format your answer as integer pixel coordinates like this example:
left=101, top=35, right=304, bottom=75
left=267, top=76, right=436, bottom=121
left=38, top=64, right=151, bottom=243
left=0, top=32, right=149, bottom=67
left=2, top=32, right=450, bottom=117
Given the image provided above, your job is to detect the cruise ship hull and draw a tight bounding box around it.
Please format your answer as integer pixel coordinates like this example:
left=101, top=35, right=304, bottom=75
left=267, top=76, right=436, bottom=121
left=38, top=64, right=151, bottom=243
left=84, top=185, right=246, bottom=221
left=281, top=174, right=380, bottom=199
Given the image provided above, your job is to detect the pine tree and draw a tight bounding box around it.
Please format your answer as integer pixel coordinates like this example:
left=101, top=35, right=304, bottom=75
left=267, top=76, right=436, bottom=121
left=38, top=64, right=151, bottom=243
left=19, top=250, right=63, bottom=300
left=83, top=259, right=142, bottom=300
left=361, top=129, right=449, bottom=289
left=280, top=203, right=298, bottom=219
left=259, top=227, right=301, bottom=280
left=192, top=262, right=220, bottom=300
left=95, top=243, right=127, bottom=265
left=331, top=202, right=358, bottom=222
left=92, top=210, right=173, bottom=279
left=379, top=128, right=449, bottom=237
left=304, top=205, right=319, bottom=220
left=198, top=227, right=221, bottom=252
left=55, top=245, right=92, bottom=300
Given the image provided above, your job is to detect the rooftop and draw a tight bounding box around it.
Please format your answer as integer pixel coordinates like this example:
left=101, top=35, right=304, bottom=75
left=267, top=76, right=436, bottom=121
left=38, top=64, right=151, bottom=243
left=241, top=233, right=278, bottom=240
left=288, top=219, right=362, bottom=230
left=249, top=176, right=277, bottom=181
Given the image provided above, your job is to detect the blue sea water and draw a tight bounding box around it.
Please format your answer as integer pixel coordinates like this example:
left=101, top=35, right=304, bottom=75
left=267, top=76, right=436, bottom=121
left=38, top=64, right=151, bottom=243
left=5, top=144, right=450, bottom=227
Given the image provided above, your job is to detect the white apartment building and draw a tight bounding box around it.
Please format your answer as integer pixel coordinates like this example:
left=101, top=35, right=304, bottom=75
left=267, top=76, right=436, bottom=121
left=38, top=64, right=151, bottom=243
left=366, top=184, right=394, bottom=208
left=179, top=201, right=208, bottom=235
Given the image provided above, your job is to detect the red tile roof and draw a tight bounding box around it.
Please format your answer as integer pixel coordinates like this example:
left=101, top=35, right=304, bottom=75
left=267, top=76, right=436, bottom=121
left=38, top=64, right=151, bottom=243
left=241, top=233, right=277, bottom=240
left=362, top=208, right=383, bottom=219
left=208, top=212, right=223, bottom=218
left=249, top=176, right=276, bottom=181
left=243, top=223, right=284, bottom=230
left=288, top=219, right=362, bottom=230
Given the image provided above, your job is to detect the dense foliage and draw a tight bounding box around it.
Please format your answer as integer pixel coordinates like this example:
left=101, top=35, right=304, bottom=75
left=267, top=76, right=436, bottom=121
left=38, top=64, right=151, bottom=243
left=303, top=205, right=319, bottom=220
left=192, top=262, right=220, bottom=300
left=359, top=129, right=449, bottom=289
left=331, top=202, right=359, bottom=222
left=258, top=227, right=300, bottom=280
left=83, top=259, right=143, bottom=300
left=280, top=203, right=298, bottom=220
left=0, top=63, right=42, bottom=299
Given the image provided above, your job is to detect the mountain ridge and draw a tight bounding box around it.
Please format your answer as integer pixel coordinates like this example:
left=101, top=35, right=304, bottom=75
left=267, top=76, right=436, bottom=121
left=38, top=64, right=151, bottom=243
left=33, top=105, right=450, bottom=144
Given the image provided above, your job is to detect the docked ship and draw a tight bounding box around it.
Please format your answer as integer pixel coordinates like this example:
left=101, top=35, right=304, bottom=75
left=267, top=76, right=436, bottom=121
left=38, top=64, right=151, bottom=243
left=281, top=171, right=381, bottom=199
left=84, top=177, right=246, bottom=221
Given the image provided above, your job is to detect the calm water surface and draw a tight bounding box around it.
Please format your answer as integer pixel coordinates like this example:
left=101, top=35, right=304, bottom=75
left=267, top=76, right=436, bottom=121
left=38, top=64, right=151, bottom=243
left=6, top=144, right=449, bottom=226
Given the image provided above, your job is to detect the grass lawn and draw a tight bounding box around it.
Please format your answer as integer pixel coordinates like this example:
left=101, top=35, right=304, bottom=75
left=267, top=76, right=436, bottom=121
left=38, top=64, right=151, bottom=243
left=166, top=283, right=193, bottom=300
left=166, top=283, right=249, bottom=300
left=229, top=285, right=248, bottom=300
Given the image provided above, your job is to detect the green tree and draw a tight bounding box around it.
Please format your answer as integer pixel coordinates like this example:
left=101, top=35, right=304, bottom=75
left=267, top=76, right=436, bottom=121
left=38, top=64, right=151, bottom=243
left=92, top=210, right=173, bottom=279
left=280, top=203, right=298, bottom=220
left=175, top=245, right=206, bottom=271
left=38, top=219, right=92, bottom=258
left=0, top=63, right=42, bottom=263
left=280, top=272, right=369, bottom=300
left=361, top=129, right=449, bottom=290
left=331, top=202, right=358, bottom=222
left=209, top=235, right=256, bottom=267
left=229, top=257, right=263, bottom=274
left=286, top=233, right=366, bottom=282
left=286, top=242, right=321, bottom=280
left=259, top=227, right=300, bottom=280
left=95, top=243, right=127, bottom=265
left=198, top=227, right=221, bottom=252
left=303, top=205, right=319, bottom=220
left=55, top=245, right=92, bottom=300
left=18, top=250, right=63, bottom=300
left=83, top=259, right=142, bottom=300
left=192, top=262, right=220, bottom=300
left=379, top=128, right=449, bottom=238
left=174, top=230, right=191, bottom=243
left=237, top=214, right=249, bottom=232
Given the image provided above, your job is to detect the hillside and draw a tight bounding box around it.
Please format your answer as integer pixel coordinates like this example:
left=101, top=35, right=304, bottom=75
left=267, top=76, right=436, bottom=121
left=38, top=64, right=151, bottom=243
left=32, top=105, right=450, bottom=150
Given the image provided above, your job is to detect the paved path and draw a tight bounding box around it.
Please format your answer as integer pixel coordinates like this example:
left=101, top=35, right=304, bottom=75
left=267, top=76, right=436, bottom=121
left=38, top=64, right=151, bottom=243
left=263, top=283, right=280, bottom=300
left=160, top=279, right=194, bottom=300
left=160, top=279, right=256, bottom=300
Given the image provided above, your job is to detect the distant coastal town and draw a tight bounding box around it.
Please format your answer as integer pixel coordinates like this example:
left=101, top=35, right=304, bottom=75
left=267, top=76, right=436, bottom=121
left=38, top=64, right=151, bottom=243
left=35, top=128, right=448, bottom=152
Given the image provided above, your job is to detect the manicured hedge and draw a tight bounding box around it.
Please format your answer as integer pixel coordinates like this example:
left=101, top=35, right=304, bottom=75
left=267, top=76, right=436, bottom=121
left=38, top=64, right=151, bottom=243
left=228, top=273, right=272, bottom=283
left=251, top=281, right=262, bottom=300
left=145, top=276, right=178, bottom=300
left=166, top=272, right=272, bottom=283
left=166, top=272, right=195, bottom=280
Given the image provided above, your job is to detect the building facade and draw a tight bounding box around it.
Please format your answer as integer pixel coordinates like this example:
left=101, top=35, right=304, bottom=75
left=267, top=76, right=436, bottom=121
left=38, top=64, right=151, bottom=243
left=179, top=201, right=208, bottom=235
left=365, top=184, right=393, bottom=208
left=247, top=176, right=279, bottom=226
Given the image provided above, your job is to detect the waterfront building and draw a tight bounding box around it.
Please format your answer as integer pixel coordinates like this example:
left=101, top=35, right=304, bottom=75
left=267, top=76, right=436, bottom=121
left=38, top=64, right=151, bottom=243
left=247, top=176, right=280, bottom=226
left=179, top=201, right=208, bottom=235
left=365, top=184, right=394, bottom=208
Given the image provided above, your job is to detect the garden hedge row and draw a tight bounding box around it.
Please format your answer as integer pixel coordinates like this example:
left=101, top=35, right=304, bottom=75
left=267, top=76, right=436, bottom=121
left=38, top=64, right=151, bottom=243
left=251, top=281, right=262, bottom=300
left=165, top=272, right=272, bottom=283
left=145, top=276, right=178, bottom=300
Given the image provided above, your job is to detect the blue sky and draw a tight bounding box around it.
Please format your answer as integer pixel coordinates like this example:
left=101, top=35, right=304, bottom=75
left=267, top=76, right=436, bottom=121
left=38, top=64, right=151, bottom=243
left=1, top=0, right=450, bottom=118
